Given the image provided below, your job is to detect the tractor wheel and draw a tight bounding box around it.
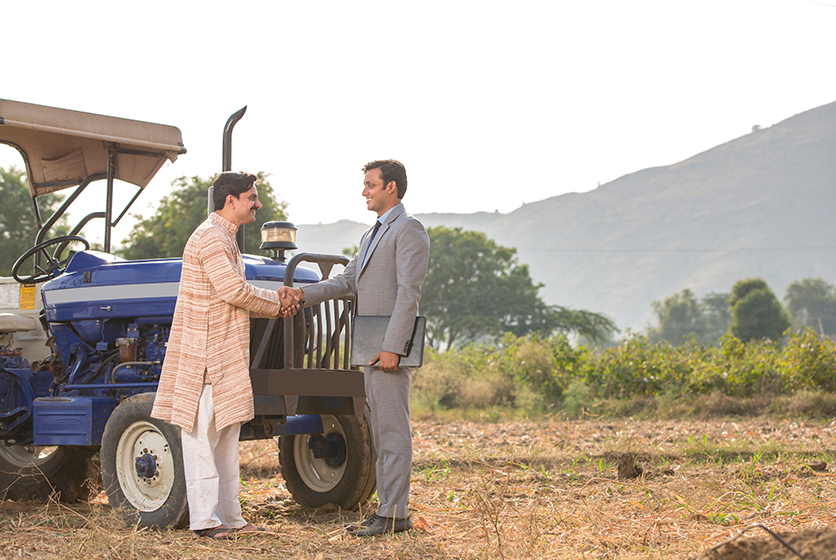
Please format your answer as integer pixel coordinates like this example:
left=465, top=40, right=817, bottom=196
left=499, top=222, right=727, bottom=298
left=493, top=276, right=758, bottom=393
left=0, top=443, right=96, bottom=502
left=279, top=409, right=376, bottom=511
left=100, top=393, right=188, bottom=529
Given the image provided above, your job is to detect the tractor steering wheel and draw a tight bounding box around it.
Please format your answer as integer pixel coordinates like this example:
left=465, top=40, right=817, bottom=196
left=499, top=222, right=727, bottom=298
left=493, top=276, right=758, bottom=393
left=12, top=235, right=91, bottom=284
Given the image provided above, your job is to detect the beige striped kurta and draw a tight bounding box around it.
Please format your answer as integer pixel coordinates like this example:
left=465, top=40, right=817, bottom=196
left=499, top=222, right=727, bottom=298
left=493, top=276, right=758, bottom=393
left=151, top=212, right=282, bottom=432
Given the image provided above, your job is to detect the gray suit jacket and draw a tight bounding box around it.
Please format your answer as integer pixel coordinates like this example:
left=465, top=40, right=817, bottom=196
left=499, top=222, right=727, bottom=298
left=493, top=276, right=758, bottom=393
left=301, top=203, right=430, bottom=356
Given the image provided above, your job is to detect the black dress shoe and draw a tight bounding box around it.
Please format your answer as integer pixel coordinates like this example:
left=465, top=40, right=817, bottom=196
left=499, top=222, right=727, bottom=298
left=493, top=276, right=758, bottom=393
left=352, top=515, right=412, bottom=537
left=344, top=513, right=380, bottom=531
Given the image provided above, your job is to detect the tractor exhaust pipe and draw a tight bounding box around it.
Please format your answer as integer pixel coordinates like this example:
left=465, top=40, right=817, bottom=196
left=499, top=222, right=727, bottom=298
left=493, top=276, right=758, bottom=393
left=222, top=106, right=247, bottom=173
left=209, top=106, right=248, bottom=251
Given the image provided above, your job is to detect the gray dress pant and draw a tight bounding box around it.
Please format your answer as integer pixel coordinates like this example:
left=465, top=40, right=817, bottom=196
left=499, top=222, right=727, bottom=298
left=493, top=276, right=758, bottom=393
left=364, top=365, right=412, bottom=519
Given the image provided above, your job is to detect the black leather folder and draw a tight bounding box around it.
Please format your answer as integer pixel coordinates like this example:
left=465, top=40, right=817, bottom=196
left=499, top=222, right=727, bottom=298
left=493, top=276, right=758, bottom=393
left=350, top=316, right=426, bottom=368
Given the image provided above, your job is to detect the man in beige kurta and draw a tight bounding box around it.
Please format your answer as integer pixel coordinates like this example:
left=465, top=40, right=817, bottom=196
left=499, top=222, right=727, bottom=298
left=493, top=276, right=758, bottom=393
left=151, top=172, right=293, bottom=538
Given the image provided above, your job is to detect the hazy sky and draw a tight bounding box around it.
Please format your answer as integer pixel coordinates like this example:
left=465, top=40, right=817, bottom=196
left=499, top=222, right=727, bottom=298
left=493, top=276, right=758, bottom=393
left=2, top=0, right=835, bottom=246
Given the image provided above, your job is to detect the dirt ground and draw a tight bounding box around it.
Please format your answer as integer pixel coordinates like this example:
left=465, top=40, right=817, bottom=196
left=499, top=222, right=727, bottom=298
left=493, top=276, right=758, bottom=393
left=694, top=526, right=836, bottom=559
left=1, top=417, right=835, bottom=559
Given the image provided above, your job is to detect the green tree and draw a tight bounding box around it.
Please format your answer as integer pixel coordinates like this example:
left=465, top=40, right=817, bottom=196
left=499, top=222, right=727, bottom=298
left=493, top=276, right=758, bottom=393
left=0, top=166, right=69, bottom=276
left=649, top=288, right=705, bottom=344
left=728, top=278, right=789, bottom=342
left=421, top=226, right=616, bottom=349
left=702, top=292, right=732, bottom=341
left=550, top=306, right=619, bottom=346
left=649, top=289, right=731, bottom=345
left=784, top=277, right=836, bottom=335
left=120, top=173, right=288, bottom=259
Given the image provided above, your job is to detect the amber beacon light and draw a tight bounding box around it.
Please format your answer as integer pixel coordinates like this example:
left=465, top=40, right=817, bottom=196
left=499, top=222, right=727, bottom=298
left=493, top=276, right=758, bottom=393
left=260, top=221, right=298, bottom=261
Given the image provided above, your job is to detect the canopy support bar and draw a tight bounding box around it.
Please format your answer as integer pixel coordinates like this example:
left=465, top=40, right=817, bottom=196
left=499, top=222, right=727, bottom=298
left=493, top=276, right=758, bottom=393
left=105, top=144, right=116, bottom=253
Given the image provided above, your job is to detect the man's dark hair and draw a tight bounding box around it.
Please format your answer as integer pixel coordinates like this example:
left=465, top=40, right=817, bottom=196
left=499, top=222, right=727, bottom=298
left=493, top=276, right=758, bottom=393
left=213, top=172, right=257, bottom=210
left=363, top=160, right=407, bottom=199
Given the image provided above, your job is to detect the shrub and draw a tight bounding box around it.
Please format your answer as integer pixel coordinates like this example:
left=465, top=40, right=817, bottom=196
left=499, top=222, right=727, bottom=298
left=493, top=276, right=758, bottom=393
left=562, top=379, right=593, bottom=418
left=410, top=330, right=836, bottom=414
left=411, top=360, right=463, bottom=412
left=778, top=329, right=836, bottom=391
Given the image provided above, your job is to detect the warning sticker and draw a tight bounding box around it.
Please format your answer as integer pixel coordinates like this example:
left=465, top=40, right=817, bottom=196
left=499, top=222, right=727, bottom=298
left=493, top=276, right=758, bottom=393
left=19, top=284, right=36, bottom=310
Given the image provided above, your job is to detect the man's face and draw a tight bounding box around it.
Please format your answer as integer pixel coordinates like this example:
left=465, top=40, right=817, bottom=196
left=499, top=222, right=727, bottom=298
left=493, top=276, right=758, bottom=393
left=362, top=168, right=397, bottom=216
left=228, top=185, right=262, bottom=226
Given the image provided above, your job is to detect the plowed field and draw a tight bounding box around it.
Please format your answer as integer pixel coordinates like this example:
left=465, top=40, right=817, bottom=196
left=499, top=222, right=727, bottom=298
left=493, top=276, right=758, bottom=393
left=1, top=417, right=834, bottom=559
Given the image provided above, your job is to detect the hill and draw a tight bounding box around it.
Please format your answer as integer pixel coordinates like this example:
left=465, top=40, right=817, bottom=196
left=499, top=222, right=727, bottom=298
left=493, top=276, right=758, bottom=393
left=297, top=101, right=836, bottom=331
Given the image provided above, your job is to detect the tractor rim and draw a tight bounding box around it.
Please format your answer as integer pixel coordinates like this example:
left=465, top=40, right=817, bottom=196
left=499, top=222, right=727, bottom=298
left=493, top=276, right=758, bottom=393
left=293, top=415, right=348, bottom=493
left=116, top=421, right=175, bottom=512
left=0, top=443, right=58, bottom=467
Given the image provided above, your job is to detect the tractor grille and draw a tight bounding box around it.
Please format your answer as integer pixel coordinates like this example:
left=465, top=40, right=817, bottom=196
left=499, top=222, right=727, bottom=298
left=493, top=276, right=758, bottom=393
left=249, top=296, right=355, bottom=371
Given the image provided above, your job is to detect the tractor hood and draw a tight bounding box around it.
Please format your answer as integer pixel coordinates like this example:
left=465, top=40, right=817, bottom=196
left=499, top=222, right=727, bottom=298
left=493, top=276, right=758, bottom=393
left=40, top=251, right=320, bottom=324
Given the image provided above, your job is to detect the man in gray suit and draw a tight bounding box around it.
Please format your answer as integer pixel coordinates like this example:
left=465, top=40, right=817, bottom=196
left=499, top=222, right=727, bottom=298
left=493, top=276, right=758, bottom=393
left=283, top=159, right=429, bottom=536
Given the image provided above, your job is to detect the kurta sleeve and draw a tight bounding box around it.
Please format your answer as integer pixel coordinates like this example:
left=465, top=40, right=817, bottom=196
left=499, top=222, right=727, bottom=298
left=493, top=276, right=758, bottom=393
left=197, top=229, right=282, bottom=316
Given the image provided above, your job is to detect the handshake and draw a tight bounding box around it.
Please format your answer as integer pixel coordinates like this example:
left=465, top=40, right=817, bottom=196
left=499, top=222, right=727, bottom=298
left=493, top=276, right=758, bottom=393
left=274, top=285, right=400, bottom=371
left=277, top=286, right=305, bottom=318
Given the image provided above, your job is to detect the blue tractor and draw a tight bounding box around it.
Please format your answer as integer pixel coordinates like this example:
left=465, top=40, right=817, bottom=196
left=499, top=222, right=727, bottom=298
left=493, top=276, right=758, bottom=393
left=0, top=99, right=374, bottom=528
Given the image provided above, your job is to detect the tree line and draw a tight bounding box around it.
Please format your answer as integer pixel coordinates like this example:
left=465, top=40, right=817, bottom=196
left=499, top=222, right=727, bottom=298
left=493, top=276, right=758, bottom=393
left=648, top=277, right=836, bottom=345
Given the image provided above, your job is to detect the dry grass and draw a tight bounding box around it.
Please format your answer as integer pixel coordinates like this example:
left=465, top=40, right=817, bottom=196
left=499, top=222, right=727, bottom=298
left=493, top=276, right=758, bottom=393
left=1, top=417, right=835, bottom=559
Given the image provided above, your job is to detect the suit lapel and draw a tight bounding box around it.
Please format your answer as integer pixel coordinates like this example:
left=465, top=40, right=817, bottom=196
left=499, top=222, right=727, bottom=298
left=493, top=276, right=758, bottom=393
left=360, top=204, right=404, bottom=275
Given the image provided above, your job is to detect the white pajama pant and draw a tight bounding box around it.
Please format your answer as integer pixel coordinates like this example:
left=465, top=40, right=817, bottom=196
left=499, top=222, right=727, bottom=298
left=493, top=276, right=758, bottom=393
left=181, top=384, right=246, bottom=531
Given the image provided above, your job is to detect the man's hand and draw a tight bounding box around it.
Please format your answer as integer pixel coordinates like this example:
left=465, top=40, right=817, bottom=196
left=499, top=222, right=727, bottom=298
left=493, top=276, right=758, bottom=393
left=280, top=286, right=305, bottom=304
left=278, top=286, right=303, bottom=317
left=370, top=350, right=401, bottom=372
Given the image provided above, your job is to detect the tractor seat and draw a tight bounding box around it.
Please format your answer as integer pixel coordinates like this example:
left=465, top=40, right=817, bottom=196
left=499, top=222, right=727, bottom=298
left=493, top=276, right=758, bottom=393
left=0, top=313, right=38, bottom=334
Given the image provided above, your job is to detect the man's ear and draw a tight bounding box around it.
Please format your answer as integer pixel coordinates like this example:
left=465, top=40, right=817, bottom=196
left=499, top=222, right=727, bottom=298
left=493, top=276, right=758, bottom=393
left=386, top=181, right=397, bottom=193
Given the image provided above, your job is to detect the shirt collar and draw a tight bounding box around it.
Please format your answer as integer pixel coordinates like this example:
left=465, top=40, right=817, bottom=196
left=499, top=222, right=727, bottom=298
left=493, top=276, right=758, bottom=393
left=377, top=205, right=397, bottom=225
left=210, top=212, right=239, bottom=234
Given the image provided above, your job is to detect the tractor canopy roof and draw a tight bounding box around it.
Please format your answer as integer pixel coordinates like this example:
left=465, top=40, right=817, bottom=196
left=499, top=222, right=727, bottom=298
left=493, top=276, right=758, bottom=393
left=0, top=98, right=186, bottom=198
left=0, top=98, right=186, bottom=252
